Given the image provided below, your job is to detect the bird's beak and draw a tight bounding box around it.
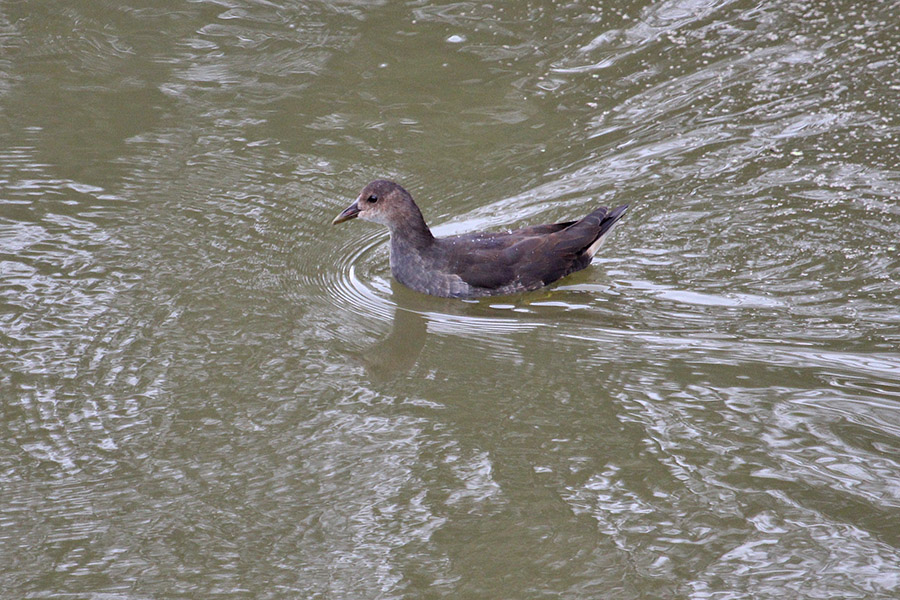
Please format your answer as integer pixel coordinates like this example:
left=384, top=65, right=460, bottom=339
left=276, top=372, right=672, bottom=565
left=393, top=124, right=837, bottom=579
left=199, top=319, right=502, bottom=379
left=332, top=201, right=360, bottom=225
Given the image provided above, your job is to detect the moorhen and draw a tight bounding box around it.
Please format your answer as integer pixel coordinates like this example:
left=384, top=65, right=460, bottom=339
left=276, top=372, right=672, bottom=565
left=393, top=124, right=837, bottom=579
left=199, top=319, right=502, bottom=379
left=333, top=180, right=628, bottom=299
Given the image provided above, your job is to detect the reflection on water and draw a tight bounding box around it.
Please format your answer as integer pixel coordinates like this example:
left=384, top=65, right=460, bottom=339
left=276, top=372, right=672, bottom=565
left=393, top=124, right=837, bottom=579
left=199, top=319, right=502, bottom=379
left=2, top=0, right=900, bottom=597
left=357, top=300, right=428, bottom=380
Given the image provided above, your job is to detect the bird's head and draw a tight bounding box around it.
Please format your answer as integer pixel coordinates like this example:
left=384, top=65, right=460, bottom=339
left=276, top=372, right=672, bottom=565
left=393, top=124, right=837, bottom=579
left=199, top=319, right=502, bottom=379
left=332, top=180, right=417, bottom=228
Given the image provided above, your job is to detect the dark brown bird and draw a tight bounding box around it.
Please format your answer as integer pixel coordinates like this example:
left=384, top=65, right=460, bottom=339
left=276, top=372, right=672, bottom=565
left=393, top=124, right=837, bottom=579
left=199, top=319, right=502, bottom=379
left=332, top=180, right=628, bottom=299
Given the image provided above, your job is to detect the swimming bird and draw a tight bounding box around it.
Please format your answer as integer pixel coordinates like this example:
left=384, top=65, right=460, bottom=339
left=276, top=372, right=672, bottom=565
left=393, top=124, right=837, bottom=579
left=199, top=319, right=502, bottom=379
left=332, top=180, right=628, bottom=299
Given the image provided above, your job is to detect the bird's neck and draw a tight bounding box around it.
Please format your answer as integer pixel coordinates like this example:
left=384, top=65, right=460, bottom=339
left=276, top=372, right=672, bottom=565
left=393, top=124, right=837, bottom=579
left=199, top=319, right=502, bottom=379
left=388, top=206, right=434, bottom=250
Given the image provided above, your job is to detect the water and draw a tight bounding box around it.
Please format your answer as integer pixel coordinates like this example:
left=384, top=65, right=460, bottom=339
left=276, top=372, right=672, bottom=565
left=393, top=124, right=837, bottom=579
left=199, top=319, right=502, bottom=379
left=1, top=0, right=899, bottom=598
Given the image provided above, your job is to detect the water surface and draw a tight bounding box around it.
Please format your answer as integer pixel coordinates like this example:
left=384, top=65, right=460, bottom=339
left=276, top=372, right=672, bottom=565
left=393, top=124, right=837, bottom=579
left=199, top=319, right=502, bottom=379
left=2, top=0, right=899, bottom=598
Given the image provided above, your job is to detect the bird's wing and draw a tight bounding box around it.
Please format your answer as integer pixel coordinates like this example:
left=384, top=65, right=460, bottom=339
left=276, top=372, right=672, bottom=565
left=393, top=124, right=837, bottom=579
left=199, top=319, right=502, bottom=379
left=445, top=233, right=583, bottom=291
left=439, top=206, right=626, bottom=292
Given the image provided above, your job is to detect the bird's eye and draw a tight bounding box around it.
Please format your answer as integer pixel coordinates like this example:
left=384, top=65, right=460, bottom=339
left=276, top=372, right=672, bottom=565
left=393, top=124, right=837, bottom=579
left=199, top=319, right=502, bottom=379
left=366, top=194, right=378, bottom=203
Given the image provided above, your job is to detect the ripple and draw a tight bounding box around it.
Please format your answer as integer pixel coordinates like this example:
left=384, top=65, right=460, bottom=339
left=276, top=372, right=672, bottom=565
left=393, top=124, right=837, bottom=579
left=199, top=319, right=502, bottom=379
left=326, top=227, right=396, bottom=323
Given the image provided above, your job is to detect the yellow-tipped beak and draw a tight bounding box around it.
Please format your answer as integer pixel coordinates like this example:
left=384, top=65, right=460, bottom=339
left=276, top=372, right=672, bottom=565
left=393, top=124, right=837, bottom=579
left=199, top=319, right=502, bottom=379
left=332, top=202, right=360, bottom=225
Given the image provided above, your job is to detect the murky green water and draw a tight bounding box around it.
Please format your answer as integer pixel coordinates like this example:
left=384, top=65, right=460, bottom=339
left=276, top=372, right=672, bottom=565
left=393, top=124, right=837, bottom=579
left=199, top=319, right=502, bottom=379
left=2, top=0, right=899, bottom=598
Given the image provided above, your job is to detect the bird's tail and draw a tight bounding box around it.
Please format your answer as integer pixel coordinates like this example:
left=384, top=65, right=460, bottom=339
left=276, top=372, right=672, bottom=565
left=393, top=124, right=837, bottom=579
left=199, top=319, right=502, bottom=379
left=585, top=204, right=628, bottom=258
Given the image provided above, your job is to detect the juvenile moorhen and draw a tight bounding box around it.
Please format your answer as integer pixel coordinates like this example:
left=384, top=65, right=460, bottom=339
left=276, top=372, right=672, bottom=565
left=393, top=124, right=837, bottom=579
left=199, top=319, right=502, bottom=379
left=333, top=180, right=628, bottom=299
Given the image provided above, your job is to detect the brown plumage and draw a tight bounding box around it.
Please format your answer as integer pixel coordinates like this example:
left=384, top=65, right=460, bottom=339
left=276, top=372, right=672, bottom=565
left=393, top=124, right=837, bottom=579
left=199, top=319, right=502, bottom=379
left=332, top=180, right=628, bottom=298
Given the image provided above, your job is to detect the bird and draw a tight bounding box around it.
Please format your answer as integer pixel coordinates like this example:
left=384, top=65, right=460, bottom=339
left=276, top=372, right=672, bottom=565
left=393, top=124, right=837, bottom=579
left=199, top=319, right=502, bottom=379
left=332, top=180, right=628, bottom=299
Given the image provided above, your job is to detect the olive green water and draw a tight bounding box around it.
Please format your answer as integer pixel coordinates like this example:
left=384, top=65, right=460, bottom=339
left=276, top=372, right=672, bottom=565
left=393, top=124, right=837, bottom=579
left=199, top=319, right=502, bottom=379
left=2, top=1, right=900, bottom=598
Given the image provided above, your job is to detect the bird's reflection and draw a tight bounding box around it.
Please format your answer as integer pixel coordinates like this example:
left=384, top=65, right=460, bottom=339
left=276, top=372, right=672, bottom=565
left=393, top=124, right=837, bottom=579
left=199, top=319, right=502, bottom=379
left=357, top=280, right=432, bottom=380
left=356, top=279, right=548, bottom=380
